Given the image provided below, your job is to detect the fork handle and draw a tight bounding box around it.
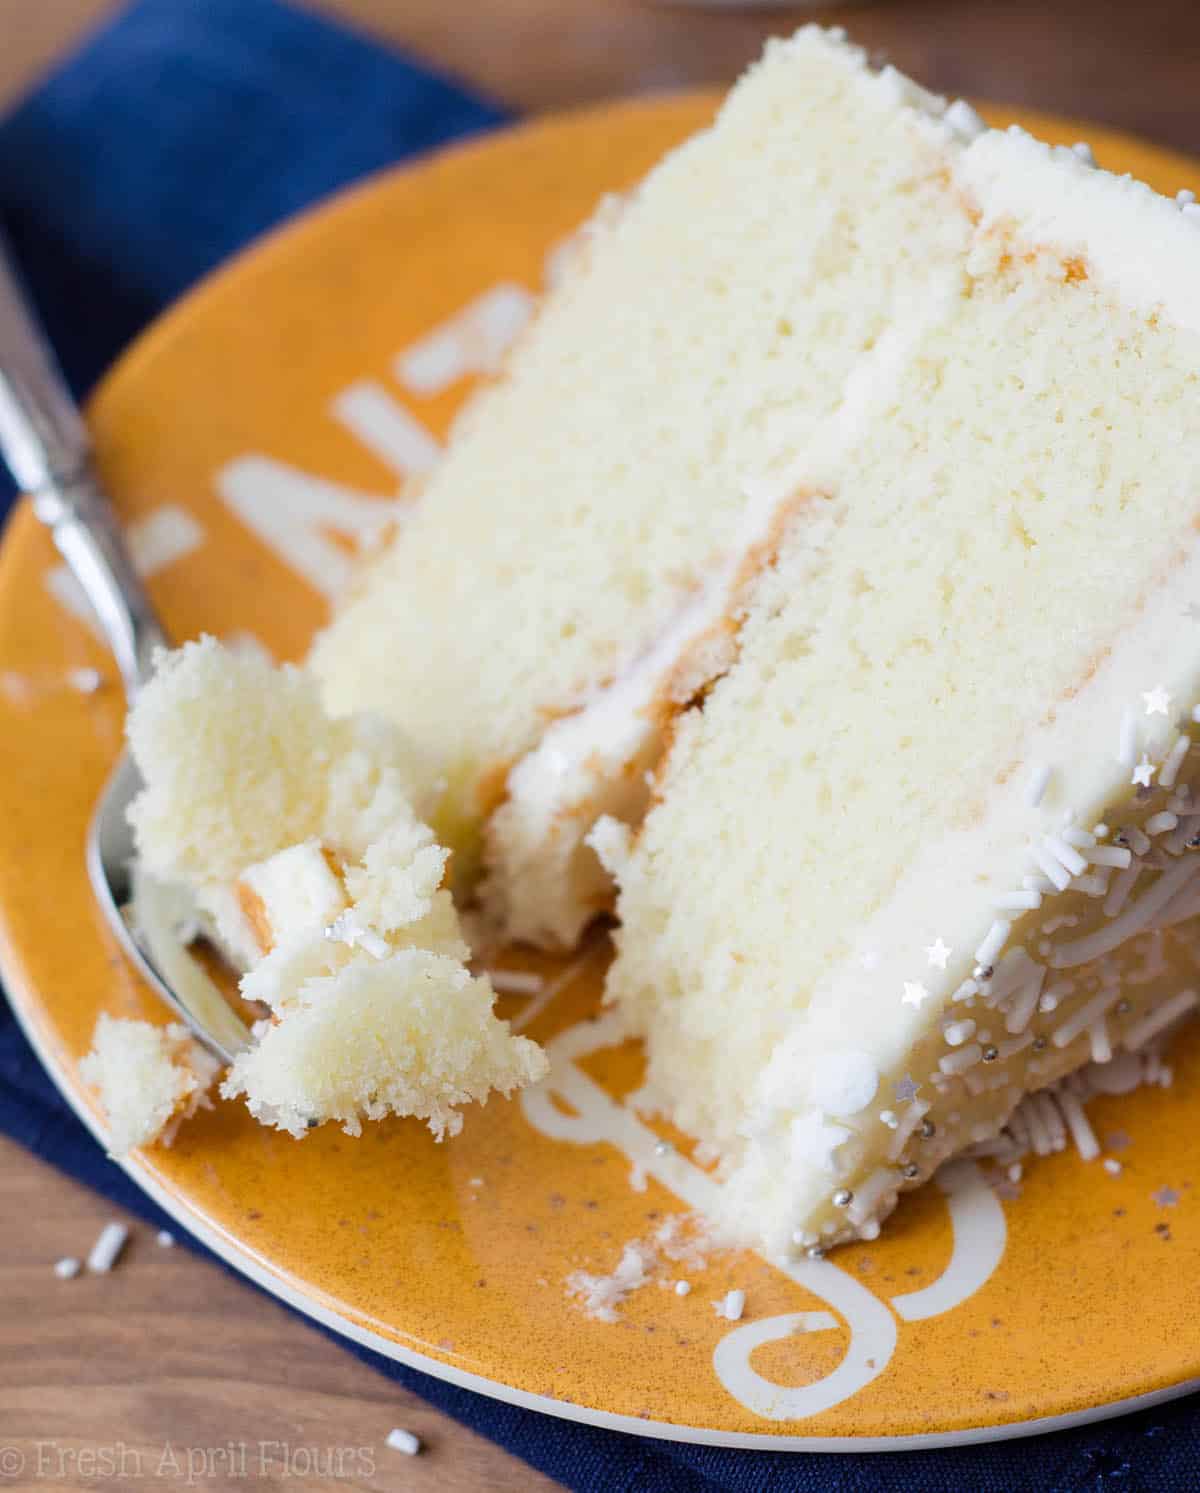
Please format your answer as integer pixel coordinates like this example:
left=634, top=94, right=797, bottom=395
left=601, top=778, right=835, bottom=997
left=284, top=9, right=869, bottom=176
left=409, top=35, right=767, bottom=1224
left=0, top=240, right=166, bottom=698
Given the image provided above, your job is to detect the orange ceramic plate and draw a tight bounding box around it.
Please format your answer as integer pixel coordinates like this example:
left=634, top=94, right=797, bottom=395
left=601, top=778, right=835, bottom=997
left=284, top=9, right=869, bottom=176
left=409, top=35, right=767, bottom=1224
left=2, top=96, right=1199, bottom=1451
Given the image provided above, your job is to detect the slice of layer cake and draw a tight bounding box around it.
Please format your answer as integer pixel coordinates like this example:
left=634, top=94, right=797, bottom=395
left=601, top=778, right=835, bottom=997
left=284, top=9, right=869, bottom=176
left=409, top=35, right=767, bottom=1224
left=116, top=30, right=1200, bottom=1259
left=126, top=638, right=546, bottom=1139
left=309, top=27, right=989, bottom=947
left=597, top=58, right=1200, bottom=1252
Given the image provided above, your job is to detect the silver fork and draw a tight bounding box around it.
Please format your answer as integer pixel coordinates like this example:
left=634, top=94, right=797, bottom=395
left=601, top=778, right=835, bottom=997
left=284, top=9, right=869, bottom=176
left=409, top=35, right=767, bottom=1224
left=0, top=241, right=249, bottom=1064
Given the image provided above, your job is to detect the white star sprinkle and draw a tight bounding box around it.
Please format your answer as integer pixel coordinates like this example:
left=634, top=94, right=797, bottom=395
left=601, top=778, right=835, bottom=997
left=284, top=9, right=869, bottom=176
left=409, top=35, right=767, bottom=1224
left=1132, top=756, right=1156, bottom=788
left=1143, top=686, right=1171, bottom=717
left=902, top=981, right=931, bottom=1008
left=925, top=937, right=952, bottom=970
left=894, top=1075, right=921, bottom=1104
left=1153, top=1185, right=1179, bottom=1208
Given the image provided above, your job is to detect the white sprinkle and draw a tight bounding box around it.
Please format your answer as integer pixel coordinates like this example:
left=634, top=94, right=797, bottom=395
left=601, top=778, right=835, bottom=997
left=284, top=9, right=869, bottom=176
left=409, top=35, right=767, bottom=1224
left=879, top=1109, right=899, bottom=1129
left=886, top=1099, right=930, bottom=1161
left=1093, top=824, right=1110, bottom=838
left=1026, top=763, right=1052, bottom=807
left=1118, top=709, right=1138, bottom=767
left=1123, top=989, right=1199, bottom=1050
left=940, top=1042, right=983, bottom=1076
left=1036, top=1092, right=1067, bottom=1151
left=1045, top=836, right=1087, bottom=877
left=487, top=969, right=545, bottom=995
left=1143, top=686, right=1171, bottom=718
left=998, top=1031, right=1033, bottom=1061
left=86, top=1222, right=129, bottom=1274
left=1057, top=1089, right=1100, bottom=1161
left=975, top=921, right=1011, bottom=967
left=1031, top=842, right=1072, bottom=891
left=847, top=1168, right=900, bottom=1226
left=1075, top=872, right=1111, bottom=898
left=1062, top=826, right=1097, bottom=849
left=1071, top=141, right=1096, bottom=164
left=54, top=1257, right=81, bottom=1280
left=1007, top=1163, right=1023, bottom=1183
left=66, top=666, right=103, bottom=694
left=996, top=889, right=1042, bottom=912
left=716, top=1289, right=745, bottom=1322
left=468, top=1177, right=484, bottom=1188
left=988, top=948, right=1043, bottom=1004
left=1179, top=188, right=1197, bottom=206
left=1089, top=1020, right=1113, bottom=1065
left=1024, top=1097, right=1053, bottom=1156
left=1039, top=991, right=1061, bottom=1014
left=1160, top=735, right=1191, bottom=788
left=156, top=1230, right=175, bottom=1249
left=385, top=1428, right=422, bottom=1457
left=675, top=1280, right=692, bottom=1297
left=1126, top=826, right=1151, bottom=855
left=1103, top=1158, right=1123, bottom=1176
left=1052, top=985, right=1125, bottom=1048
left=943, top=1018, right=976, bottom=1047
left=1007, top=1106, right=1031, bottom=1148
left=1058, top=858, right=1200, bottom=967
left=1146, top=812, right=1179, bottom=836
left=1104, top=862, right=1142, bottom=918
left=1004, top=970, right=1046, bottom=1034
left=1087, top=844, right=1132, bottom=869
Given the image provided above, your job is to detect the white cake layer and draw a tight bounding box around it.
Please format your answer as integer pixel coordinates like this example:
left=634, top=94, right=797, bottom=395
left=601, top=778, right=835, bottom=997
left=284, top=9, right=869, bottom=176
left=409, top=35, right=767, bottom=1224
left=128, top=637, right=434, bottom=886
left=80, top=1014, right=219, bottom=1157
left=125, top=640, right=546, bottom=1141
left=605, top=103, right=1200, bottom=1251
left=309, top=28, right=983, bottom=888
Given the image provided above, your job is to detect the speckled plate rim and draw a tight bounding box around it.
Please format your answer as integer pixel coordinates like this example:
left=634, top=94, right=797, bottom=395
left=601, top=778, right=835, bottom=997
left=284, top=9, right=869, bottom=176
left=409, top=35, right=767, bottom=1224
left=8, top=978, right=1198, bottom=1454
left=4, top=95, right=1200, bottom=1453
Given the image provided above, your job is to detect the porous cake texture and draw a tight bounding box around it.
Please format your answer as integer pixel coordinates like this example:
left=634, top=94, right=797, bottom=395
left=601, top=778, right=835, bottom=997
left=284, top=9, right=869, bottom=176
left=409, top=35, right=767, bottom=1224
left=125, top=639, right=545, bottom=1140
left=311, top=30, right=989, bottom=945
left=595, top=39, right=1200, bottom=1250
left=80, top=1013, right=219, bottom=1156
left=119, top=28, right=1200, bottom=1256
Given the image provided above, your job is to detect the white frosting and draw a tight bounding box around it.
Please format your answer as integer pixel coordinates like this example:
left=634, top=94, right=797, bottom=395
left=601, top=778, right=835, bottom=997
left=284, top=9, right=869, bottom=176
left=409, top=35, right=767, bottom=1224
left=489, top=275, right=962, bottom=947
left=959, top=126, right=1200, bottom=336
left=486, top=469, right=792, bottom=946
left=729, top=517, right=1200, bottom=1248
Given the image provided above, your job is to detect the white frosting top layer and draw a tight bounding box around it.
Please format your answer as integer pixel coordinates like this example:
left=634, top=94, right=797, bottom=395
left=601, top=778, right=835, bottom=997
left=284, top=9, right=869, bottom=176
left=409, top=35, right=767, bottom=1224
left=960, top=126, right=1200, bottom=336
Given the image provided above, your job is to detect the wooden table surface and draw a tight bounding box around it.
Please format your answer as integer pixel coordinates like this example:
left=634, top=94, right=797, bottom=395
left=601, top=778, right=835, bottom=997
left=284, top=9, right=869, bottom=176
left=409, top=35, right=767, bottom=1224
left=2, top=2, right=1200, bottom=1489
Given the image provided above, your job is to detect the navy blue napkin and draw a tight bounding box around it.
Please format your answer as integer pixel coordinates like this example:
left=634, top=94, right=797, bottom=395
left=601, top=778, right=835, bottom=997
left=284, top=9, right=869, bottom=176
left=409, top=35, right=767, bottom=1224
left=1, top=2, right=1197, bottom=1488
